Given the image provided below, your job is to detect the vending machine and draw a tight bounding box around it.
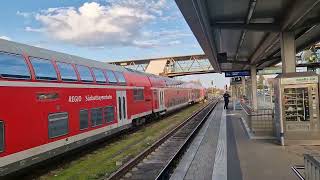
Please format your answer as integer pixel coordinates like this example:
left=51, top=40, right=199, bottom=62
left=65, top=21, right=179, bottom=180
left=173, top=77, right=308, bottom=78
left=274, top=72, right=320, bottom=145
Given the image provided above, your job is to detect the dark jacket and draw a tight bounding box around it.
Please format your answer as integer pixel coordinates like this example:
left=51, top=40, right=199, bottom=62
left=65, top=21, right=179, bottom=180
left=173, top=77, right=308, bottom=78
left=223, top=93, right=230, bottom=102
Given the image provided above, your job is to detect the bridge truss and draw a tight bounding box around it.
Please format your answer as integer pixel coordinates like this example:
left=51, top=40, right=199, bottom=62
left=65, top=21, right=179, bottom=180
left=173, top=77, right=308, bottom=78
left=110, top=54, right=215, bottom=77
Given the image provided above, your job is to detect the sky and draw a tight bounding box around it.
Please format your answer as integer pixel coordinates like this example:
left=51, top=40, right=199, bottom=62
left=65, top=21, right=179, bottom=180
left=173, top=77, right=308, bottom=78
left=0, top=0, right=229, bottom=88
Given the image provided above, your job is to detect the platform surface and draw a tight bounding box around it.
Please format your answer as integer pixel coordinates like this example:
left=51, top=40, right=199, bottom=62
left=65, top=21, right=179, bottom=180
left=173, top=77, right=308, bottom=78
left=170, top=101, right=318, bottom=180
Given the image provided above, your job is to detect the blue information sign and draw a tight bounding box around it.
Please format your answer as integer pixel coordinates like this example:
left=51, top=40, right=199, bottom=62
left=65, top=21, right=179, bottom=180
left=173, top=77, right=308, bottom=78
left=224, top=70, right=250, bottom=77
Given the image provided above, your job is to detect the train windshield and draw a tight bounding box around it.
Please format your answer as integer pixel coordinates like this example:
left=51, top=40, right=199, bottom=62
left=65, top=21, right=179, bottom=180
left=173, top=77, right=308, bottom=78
left=57, top=62, right=78, bottom=82
left=92, top=68, right=106, bottom=83
left=30, top=58, right=57, bottom=80
left=0, top=52, right=30, bottom=79
left=77, top=65, right=93, bottom=82
left=105, top=70, right=117, bottom=83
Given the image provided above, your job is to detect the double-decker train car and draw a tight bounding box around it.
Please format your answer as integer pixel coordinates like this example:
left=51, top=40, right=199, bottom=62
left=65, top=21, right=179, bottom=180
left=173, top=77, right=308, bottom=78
left=0, top=39, right=205, bottom=176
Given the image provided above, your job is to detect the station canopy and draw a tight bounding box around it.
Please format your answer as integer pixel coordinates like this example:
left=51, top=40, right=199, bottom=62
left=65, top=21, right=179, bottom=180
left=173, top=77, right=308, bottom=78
left=175, top=0, right=320, bottom=72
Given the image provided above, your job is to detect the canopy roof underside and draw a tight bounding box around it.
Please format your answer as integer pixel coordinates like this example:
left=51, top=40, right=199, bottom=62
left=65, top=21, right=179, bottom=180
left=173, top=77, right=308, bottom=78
left=175, top=0, right=320, bottom=72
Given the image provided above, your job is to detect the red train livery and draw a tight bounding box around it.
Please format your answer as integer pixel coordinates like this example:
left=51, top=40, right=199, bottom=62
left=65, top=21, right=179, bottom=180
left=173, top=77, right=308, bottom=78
left=0, top=39, right=205, bottom=176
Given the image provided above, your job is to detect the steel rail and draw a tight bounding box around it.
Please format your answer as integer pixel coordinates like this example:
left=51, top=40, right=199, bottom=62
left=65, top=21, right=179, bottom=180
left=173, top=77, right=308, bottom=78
left=107, top=99, right=219, bottom=180
left=155, top=98, right=218, bottom=180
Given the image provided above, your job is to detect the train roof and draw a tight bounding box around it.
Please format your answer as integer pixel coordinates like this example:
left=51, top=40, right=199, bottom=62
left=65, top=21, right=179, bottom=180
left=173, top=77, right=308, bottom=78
left=0, top=39, right=203, bottom=88
left=0, top=39, right=125, bottom=72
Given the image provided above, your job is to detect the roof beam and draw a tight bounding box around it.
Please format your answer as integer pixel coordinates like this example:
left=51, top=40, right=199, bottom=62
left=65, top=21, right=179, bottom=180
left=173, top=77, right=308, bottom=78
left=175, top=0, right=221, bottom=72
left=249, top=33, right=279, bottom=64
left=257, top=56, right=281, bottom=67
left=235, top=0, right=257, bottom=62
left=295, top=17, right=320, bottom=30
left=218, top=60, right=250, bottom=65
left=249, top=0, right=320, bottom=67
left=281, top=0, right=320, bottom=30
left=296, top=25, right=320, bottom=53
left=211, top=23, right=280, bottom=32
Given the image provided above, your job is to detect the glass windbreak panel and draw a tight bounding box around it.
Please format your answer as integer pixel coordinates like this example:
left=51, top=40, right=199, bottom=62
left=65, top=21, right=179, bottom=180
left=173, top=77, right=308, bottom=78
left=48, top=112, right=69, bottom=138
left=284, top=87, right=310, bottom=121
left=77, top=65, right=93, bottom=82
left=57, top=62, right=78, bottom=81
left=30, top=58, right=57, bottom=80
left=0, top=52, right=30, bottom=79
left=0, top=121, right=3, bottom=152
left=114, top=72, right=126, bottom=83
left=91, top=108, right=103, bottom=127
left=93, top=68, right=106, bottom=83
left=105, top=70, right=117, bottom=83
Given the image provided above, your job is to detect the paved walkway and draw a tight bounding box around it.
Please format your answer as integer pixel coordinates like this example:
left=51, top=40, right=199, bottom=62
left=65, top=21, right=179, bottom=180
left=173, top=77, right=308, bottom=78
left=170, top=103, right=223, bottom=180
left=170, top=101, right=311, bottom=180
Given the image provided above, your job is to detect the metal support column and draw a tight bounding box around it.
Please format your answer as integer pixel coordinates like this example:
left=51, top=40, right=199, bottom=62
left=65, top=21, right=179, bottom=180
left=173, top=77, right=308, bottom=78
left=251, top=65, right=258, bottom=110
left=242, top=77, right=246, bottom=97
left=280, top=31, right=296, bottom=74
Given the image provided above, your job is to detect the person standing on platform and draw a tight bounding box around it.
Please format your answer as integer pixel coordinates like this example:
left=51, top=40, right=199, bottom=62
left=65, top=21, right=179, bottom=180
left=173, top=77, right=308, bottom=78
left=223, top=91, right=230, bottom=109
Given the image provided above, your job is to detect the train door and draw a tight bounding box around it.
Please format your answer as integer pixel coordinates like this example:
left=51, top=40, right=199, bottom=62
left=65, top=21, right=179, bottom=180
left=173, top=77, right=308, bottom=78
left=116, top=90, right=128, bottom=127
left=153, top=90, right=159, bottom=111
left=159, top=89, right=165, bottom=110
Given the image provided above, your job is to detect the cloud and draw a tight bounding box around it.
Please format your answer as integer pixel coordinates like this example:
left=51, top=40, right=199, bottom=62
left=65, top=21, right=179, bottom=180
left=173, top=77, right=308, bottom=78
left=25, top=26, right=45, bottom=32
left=134, top=29, right=191, bottom=47
left=0, top=36, right=11, bottom=41
left=17, top=11, right=32, bottom=18
left=168, top=40, right=181, bottom=45
left=26, top=1, right=170, bottom=47
left=132, top=39, right=160, bottom=48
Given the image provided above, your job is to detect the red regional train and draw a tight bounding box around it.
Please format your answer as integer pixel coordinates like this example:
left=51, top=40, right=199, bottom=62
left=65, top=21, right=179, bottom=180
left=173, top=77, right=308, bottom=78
left=0, top=39, right=205, bottom=176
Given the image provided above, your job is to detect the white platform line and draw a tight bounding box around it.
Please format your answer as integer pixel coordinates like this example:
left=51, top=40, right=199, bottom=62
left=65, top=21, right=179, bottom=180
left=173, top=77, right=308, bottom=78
left=212, top=109, right=227, bottom=180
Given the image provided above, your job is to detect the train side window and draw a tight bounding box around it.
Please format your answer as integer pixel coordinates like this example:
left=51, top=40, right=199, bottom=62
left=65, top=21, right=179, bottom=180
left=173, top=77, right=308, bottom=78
left=114, top=72, right=126, bottom=84
left=133, top=89, right=144, bottom=101
left=92, top=68, right=107, bottom=83
left=105, top=70, right=117, bottom=83
left=91, top=108, right=103, bottom=127
left=104, top=106, right=114, bottom=123
left=0, top=52, right=30, bottom=79
left=48, top=112, right=69, bottom=138
left=77, top=65, right=93, bottom=83
left=30, top=58, right=57, bottom=81
left=0, top=121, right=4, bottom=152
left=56, top=62, right=78, bottom=82
left=79, top=109, right=89, bottom=130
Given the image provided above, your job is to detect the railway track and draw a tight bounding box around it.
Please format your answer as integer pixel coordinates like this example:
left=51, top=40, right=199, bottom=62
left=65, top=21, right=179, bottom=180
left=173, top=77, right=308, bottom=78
left=5, top=102, right=210, bottom=180
left=107, top=99, right=219, bottom=180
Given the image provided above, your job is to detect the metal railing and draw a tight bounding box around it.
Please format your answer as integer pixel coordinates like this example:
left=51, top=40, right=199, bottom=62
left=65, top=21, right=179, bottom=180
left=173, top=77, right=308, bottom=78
left=291, top=153, right=320, bottom=180
left=302, top=154, right=320, bottom=180
left=291, top=165, right=305, bottom=180
left=240, top=103, right=275, bottom=137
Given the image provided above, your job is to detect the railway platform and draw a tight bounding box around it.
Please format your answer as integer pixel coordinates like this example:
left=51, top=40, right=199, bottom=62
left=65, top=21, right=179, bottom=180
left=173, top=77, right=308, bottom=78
left=170, top=101, right=320, bottom=180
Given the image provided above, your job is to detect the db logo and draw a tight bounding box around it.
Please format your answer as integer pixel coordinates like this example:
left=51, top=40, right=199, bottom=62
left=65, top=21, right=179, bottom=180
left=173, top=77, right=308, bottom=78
left=68, top=96, right=82, bottom=103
